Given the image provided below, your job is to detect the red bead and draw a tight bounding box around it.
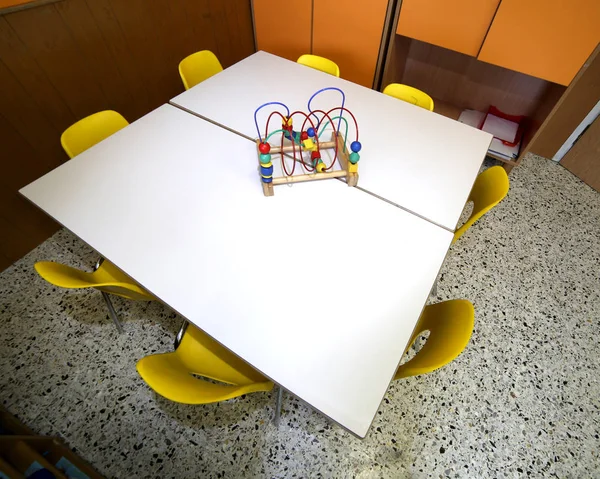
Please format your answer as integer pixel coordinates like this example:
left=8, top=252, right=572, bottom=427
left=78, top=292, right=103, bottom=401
left=311, top=150, right=321, bottom=160
left=300, top=131, right=309, bottom=141
left=259, top=142, right=270, bottom=154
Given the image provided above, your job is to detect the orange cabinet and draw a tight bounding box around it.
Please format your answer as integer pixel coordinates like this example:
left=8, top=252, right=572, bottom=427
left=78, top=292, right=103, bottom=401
left=313, top=0, right=389, bottom=87
left=396, top=0, right=500, bottom=57
left=478, top=0, right=600, bottom=85
left=253, top=0, right=312, bottom=62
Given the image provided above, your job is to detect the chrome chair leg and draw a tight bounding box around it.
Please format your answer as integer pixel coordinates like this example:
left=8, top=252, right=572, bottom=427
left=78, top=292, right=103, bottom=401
left=274, top=387, right=283, bottom=426
left=174, top=320, right=188, bottom=350
left=102, top=291, right=124, bottom=334
left=431, top=278, right=438, bottom=297
left=93, top=257, right=104, bottom=271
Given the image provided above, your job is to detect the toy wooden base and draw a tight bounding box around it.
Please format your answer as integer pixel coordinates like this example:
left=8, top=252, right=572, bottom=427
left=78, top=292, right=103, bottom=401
left=257, top=131, right=358, bottom=196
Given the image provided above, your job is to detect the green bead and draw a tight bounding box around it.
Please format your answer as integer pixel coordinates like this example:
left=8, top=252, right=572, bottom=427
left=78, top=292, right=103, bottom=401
left=259, top=153, right=272, bottom=164
left=349, top=152, right=360, bottom=164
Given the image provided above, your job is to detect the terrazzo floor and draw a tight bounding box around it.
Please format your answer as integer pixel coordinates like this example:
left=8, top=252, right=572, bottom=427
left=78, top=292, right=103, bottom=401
left=1, top=155, right=599, bottom=478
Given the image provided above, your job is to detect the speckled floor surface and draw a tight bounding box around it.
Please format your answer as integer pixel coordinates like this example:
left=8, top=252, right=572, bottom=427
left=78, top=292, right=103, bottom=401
left=1, top=155, right=599, bottom=478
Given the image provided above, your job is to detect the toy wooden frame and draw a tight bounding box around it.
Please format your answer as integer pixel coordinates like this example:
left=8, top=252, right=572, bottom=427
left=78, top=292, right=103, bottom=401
left=255, top=131, right=358, bottom=197
left=254, top=87, right=362, bottom=197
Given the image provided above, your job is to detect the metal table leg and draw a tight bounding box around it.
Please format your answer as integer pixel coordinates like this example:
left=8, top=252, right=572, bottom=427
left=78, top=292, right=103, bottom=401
left=102, top=291, right=124, bottom=334
left=274, top=387, right=283, bottom=426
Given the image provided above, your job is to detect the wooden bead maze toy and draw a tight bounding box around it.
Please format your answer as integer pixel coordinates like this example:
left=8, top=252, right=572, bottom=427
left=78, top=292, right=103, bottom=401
left=254, top=87, right=362, bottom=196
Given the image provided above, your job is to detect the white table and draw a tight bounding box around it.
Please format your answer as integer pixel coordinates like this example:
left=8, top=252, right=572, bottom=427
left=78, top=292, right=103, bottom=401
left=171, top=51, right=493, bottom=232
left=21, top=104, right=453, bottom=438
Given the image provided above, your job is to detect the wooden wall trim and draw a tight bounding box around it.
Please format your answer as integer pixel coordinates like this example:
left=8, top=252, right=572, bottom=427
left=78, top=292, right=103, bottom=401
left=0, top=0, right=62, bottom=16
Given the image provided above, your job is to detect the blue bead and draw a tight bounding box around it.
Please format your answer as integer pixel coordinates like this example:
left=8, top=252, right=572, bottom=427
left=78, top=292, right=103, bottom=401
left=307, top=127, right=316, bottom=138
left=351, top=141, right=362, bottom=153
left=260, top=164, right=274, bottom=176
left=262, top=176, right=273, bottom=183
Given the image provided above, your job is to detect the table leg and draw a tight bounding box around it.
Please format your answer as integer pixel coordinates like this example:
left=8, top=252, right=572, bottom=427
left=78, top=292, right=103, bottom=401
left=102, top=292, right=124, bottom=334
left=274, top=387, right=283, bottom=426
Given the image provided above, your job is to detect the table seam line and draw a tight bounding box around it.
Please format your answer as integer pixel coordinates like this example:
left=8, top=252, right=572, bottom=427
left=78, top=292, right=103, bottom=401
left=168, top=101, right=455, bottom=233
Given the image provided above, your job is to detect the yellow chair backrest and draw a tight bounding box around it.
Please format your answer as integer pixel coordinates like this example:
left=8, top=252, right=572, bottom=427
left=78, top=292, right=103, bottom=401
left=34, top=260, right=154, bottom=301
left=453, top=165, right=510, bottom=243
left=178, top=50, right=223, bottom=90
left=394, top=299, right=474, bottom=379
left=61, top=110, right=129, bottom=158
left=136, top=324, right=274, bottom=404
left=383, top=83, right=434, bottom=111
left=297, top=54, right=340, bottom=77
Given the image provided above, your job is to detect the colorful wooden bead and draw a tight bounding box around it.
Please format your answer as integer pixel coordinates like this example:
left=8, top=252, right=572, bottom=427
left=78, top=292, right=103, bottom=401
left=259, top=153, right=272, bottom=164
left=300, top=131, right=309, bottom=141
left=311, top=150, right=321, bottom=160
left=307, top=127, right=316, bottom=138
left=259, top=142, right=270, bottom=154
left=260, top=164, right=274, bottom=176
left=302, top=138, right=315, bottom=150
left=261, top=176, right=273, bottom=183
left=349, top=163, right=358, bottom=173
left=351, top=141, right=362, bottom=153
left=316, top=160, right=326, bottom=173
left=349, top=152, right=360, bottom=164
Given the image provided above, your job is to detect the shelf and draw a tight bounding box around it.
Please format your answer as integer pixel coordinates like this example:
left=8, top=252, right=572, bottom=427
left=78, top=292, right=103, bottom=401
left=432, top=98, right=462, bottom=120
left=432, top=98, right=519, bottom=166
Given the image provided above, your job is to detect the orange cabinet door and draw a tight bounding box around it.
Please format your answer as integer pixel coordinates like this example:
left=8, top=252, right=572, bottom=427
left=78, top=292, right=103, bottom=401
left=478, top=0, right=600, bottom=85
left=253, top=0, right=312, bottom=62
left=396, top=0, right=500, bottom=57
left=313, top=0, right=389, bottom=87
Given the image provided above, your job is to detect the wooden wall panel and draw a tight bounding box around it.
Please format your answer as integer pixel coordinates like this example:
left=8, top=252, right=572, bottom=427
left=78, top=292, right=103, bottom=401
left=396, top=0, right=499, bottom=57
left=313, top=0, right=389, bottom=88
left=478, top=0, right=600, bottom=86
left=560, top=116, right=600, bottom=192
left=0, top=0, right=255, bottom=272
left=400, top=39, right=552, bottom=117
left=253, top=0, right=312, bottom=62
left=526, top=45, right=600, bottom=160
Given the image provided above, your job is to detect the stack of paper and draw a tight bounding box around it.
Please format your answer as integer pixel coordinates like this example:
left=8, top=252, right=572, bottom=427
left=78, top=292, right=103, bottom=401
left=458, top=110, right=521, bottom=161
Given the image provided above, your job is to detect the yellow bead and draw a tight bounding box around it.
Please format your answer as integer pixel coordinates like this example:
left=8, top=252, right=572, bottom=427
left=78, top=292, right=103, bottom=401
left=316, top=161, right=326, bottom=173
left=302, top=138, right=315, bottom=150
left=349, top=163, right=358, bottom=173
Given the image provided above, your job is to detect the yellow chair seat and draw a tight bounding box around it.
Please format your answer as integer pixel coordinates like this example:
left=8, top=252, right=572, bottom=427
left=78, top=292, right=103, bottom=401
left=394, top=299, right=474, bottom=379
left=34, top=260, right=154, bottom=301
left=454, top=165, right=510, bottom=243
left=179, top=50, right=223, bottom=90
left=297, top=54, right=340, bottom=77
left=61, top=110, right=129, bottom=158
left=383, top=83, right=434, bottom=111
left=137, top=324, right=274, bottom=404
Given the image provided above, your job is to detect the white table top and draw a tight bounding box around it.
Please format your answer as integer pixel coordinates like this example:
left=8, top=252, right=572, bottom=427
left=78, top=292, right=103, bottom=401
left=21, top=104, right=452, bottom=438
left=171, top=51, right=493, bottom=232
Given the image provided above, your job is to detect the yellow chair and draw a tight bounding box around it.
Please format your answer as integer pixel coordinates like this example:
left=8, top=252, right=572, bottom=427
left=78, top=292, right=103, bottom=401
left=41, top=112, right=143, bottom=332
left=453, top=165, right=510, bottom=243
left=178, top=50, right=223, bottom=90
left=136, top=323, right=274, bottom=404
left=383, top=83, right=434, bottom=111
left=297, top=54, right=340, bottom=77
left=394, top=299, right=474, bottom=379
left=35, top=259, right=154, bottom=332
left=61, top=110, right=129, bottom=158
